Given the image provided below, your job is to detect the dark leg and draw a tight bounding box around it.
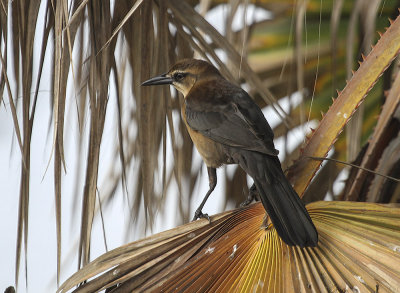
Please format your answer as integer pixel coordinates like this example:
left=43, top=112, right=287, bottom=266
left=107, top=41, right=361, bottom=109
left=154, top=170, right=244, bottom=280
left=192, top=167, right=217, bottom=222
left=240, top=183, right=259, bottom=207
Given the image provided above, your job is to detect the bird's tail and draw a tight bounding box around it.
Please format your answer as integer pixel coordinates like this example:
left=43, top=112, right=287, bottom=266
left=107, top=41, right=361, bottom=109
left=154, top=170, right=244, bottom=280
left=234, top=151, right=318, bottom=247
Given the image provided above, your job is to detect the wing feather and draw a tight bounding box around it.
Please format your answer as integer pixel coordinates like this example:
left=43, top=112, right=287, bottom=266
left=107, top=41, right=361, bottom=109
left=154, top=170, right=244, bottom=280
left=185, top=82, right=278, bottom=157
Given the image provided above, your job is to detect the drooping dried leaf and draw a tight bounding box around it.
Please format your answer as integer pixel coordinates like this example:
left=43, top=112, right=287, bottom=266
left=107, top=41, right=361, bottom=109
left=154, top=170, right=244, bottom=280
left=78, top=1, right=114, bottom=268
left=13, top=1, right=41, bottom=287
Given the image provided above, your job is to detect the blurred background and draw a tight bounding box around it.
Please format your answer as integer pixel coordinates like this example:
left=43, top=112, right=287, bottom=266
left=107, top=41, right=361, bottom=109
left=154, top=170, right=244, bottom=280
left=1, top=0, right=400, bottom=292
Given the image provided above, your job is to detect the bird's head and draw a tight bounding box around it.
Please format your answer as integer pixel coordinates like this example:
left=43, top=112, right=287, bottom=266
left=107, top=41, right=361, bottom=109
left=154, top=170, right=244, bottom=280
left=141, top=59, right=221, bottom=97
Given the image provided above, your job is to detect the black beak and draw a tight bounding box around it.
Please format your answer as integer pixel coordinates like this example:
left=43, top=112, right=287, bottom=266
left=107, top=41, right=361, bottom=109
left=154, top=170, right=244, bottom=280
left=141, top=73, right=173, bottom=86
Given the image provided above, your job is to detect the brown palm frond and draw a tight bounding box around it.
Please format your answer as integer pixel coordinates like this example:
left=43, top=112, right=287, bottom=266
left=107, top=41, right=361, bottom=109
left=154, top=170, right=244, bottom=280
left=58, top=201, right=400, bottom=293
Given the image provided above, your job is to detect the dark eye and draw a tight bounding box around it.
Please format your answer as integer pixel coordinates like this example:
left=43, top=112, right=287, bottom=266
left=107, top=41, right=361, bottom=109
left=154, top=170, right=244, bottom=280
left=174, top=73, right=184, bottom=81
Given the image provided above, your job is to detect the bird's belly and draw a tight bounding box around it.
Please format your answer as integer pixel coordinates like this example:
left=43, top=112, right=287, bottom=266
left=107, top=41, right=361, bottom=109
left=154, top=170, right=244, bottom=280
left=181, top=104, right=230, bottom=168
left=186, top=126, right=229, bottom=168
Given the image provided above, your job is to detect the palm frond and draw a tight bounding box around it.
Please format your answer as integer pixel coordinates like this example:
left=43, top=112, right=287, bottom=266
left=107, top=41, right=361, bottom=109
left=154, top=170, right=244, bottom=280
left=58, top=201, right=400, bottom=293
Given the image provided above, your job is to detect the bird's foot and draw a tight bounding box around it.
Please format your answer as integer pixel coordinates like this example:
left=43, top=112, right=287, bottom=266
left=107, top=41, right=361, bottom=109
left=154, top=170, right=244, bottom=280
left=240, top=197, right=253, bottom=207
left=262, top=213, right=273, bottom=229
left=192, top=209, right=211, bottom=223
left=240, top=184, right=259, bottom=207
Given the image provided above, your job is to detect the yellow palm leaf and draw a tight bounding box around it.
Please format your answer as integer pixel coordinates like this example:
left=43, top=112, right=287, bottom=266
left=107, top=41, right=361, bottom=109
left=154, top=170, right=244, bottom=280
left=58, top=201, right=400, bottom=292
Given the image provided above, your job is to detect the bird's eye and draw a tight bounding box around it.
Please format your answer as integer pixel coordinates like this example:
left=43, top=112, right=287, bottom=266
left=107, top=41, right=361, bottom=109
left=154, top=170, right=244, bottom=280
left=174, top=73, right=184, bottom=81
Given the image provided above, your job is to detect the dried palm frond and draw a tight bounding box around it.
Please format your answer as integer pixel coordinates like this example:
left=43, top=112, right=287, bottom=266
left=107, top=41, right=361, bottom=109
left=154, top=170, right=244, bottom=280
left=58, top=201, right=400, bottom=292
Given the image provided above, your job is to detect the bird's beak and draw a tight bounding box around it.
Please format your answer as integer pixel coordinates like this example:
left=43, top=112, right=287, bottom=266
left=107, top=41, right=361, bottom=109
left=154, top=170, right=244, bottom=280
left=141, top=73, right=173, bottom=86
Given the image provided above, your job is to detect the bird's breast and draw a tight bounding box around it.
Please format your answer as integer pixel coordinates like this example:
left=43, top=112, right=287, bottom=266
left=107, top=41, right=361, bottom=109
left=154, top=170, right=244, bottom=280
left=181, top=105, right=229, bottom=168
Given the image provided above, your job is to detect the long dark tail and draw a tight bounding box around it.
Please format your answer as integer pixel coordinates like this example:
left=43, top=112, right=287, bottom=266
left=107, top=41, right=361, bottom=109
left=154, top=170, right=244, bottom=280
left=233, top=150, right=318, bottom=247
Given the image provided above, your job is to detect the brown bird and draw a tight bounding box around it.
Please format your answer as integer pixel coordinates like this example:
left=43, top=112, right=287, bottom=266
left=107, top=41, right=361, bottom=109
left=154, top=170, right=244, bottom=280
left=142, top=59, right=318, bottom=247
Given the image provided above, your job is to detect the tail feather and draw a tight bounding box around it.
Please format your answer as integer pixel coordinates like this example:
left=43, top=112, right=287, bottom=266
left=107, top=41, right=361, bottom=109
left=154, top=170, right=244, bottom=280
left=233, top=150, right=318, bottom=247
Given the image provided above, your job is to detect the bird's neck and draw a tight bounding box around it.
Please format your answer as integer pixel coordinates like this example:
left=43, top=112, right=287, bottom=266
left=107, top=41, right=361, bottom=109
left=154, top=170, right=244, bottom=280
left=183, top=75, right=222, bottom=99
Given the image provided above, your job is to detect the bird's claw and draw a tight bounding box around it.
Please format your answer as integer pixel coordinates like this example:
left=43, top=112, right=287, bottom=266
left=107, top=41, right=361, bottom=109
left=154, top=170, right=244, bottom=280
left=192, top=210, right=211, bottom=223
left=240, top=198, right=252, bottom=207
left=240, top=185, right=259, bottom=207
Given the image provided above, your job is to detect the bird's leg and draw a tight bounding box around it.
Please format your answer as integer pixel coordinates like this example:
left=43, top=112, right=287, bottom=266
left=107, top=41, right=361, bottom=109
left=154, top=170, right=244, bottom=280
left=192, top=167, right=217, bottom=222
left=240, top=183, right=259, bottom=207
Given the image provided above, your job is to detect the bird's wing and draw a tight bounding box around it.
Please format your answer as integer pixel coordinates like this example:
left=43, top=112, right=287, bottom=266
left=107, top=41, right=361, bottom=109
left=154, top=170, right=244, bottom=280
left=185, top=82, right=279, bottom=156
